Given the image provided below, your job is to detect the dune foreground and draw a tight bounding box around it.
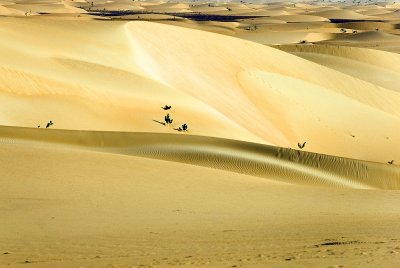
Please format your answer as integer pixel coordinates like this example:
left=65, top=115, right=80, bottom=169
left=1, top=0, right=400, bottom=267
left=1, top=126, right=400, bottom=267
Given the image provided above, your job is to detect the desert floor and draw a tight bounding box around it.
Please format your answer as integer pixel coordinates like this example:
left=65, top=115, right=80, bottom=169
left=1, top=0, right=400, bottom=267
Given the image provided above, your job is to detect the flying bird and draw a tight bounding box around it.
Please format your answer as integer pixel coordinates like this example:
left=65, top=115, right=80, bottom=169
left=162, top=105, right=171, bottom=110
left=298, top=142, right=306, bottom=149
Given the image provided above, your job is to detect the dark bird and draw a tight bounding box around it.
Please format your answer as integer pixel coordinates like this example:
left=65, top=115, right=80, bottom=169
left=162, top=105, right=171, bottom=110
left=298, top=142, right=306, bottom=149
left=182, top=123, right=188, bottom=131
left=388, top=160, right=394, bottom=164
left=46, top=120, right=54, bottom=129
left=164, top=113, right=173, bottom=124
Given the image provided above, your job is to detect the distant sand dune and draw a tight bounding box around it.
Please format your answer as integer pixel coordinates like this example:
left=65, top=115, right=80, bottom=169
left=276, top=44, right=400, bottom=74
left=310, top=9, right=374, bottom=20
left=333, top=30, right=400, bottom=42
left=269, top=14, right=330, bottom=22
left=276, top=44, right=400, bottom=93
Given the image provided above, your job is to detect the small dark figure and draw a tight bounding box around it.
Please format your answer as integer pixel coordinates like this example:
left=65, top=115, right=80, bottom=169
left=162, top=105, right=172, bottom=110
left=164, top=114, right=173, bottom=124
left=46, top=120, right=54, bottom=129
left=182, top=123, right=188, bottom=131
left=298, top=142, right=306, bottom=149
left=388, top=160, right=394, bottom=164
left=38, top=125, right=40, bottom=128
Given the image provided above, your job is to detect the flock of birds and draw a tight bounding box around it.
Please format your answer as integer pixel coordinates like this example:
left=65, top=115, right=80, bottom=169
left=37, top=120, right=53, bottom=129
left=157, top=105, right=189, bottom=132
left=156, top=106, right=396, bottom=164
left=30, top=111, right=395, bottom=165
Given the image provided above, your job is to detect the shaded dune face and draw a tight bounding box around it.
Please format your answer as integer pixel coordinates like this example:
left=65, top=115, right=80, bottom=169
left=0, top=18, right=399, bottom=164
left=1, top=126, right=399, bottom=190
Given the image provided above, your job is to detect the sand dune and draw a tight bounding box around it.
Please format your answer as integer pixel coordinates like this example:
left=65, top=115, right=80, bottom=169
left=333, top=30, right=400, bottom=42
left=0, top=17, right=399, bottom=163
left=269, top=14, right=330, bottom=22
left=287, top=51, right=400, bottom=93
left=0, top=4, right=25, bottom=16
left=237, top=31, right=333, bottom=44
left=276, top=44, right=400, bottom=76
left=2, top=126, right=400, bottom=267
left=3, top=1, right=86, bottom=14
left=1, top=1, right=400, bottom=267
left=319, top=28, right=400, bottom=52
left=2, top=129, right=400, bottom=267
left=1, top=125, right=399, bottom=189
left=277, top=43, right=400, bottom=93
left=127, top=21, right=400, bottom=163
left=311, top=9, right=374, bottom=20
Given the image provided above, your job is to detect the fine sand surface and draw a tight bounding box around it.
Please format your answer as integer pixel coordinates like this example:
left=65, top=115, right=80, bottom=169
left=1, top=0, right=400, bottom=267
left=1, top=126, right=400, bottom=267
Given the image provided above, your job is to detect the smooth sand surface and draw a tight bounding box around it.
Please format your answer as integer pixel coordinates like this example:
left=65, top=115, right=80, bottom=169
left=1, top=126, right=400, bottom=267
left=2, top=17, right=400, bottom=163
left=1, top=1, right=400, bottom=267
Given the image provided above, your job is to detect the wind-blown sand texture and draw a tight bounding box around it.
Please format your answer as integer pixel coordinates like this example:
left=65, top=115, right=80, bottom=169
left=1, top=0, right=400, bottom=267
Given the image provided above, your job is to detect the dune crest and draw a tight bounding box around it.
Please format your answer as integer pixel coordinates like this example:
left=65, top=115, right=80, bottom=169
left=1, top=126, right=399, bottom=190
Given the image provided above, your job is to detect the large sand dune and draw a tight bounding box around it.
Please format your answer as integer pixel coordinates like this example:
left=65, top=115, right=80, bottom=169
left=0, top=17, right=399, bottom=162
left=1, top=1, right=400, bottom=267
left=1, top=126, right=399, bottom=190
left=2, top=125, right=400, bottom=267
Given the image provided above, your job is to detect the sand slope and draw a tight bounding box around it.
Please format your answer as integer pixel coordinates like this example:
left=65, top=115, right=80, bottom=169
left=276, top=44, right=400, bottom=93
left=1, top=126, right=399, bottom=189
left=0, top=18, right=399, bottom=163
left=126, top=21, right=400, bottom=163
left=1, top=126, right=400, bottom=267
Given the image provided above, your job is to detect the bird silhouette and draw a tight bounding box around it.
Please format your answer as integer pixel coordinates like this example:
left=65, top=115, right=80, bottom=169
left=162, top=105, right=171, bottom=110
left=164, top=114, right=173, bottom=124
left=45, top=120, right=54, bottom=129
left=298, top=142, right=306, bottom=149
left=388, top=160, right=394, bottom=164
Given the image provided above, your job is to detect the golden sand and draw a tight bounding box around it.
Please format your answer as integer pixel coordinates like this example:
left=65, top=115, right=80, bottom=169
left=1, top=1, right=400, bottom=267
